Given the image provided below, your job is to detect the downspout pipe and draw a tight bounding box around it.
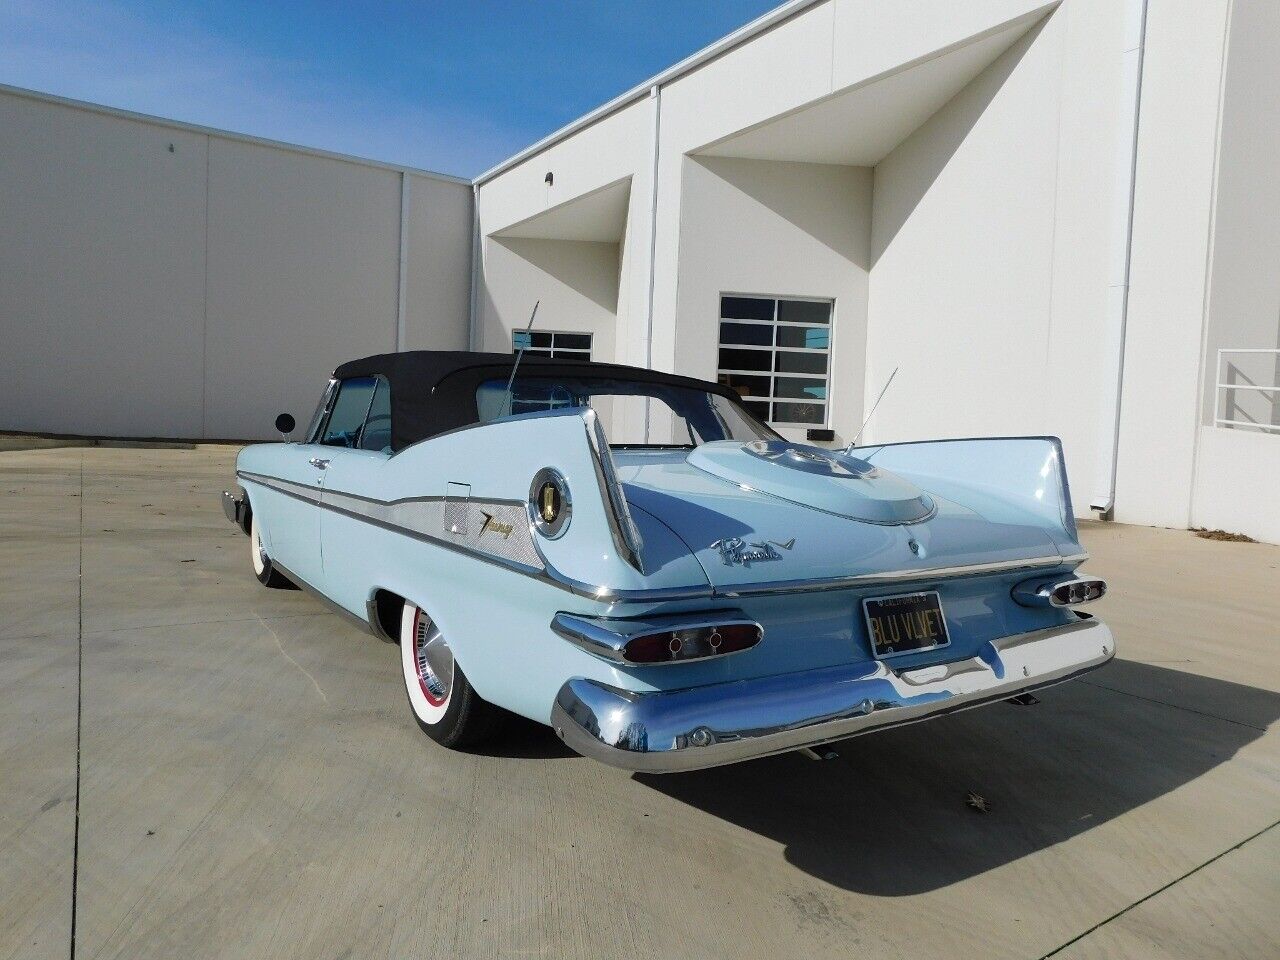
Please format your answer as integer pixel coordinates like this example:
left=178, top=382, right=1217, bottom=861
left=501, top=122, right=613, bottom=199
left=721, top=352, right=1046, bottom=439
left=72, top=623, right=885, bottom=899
left=642, top=84, right=661, bottom=441
left=468, top=182, right=481, bottom=351
left=1091, top=0, right=1150, bottom=518
left=644, top=83, right=661, bottom=374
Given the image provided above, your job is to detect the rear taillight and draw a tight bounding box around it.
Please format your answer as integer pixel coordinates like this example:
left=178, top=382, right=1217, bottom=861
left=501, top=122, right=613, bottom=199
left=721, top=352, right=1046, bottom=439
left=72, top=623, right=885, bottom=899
left=1013, top=575, right=1107, bottom=608
left=623, top=623, right=762, bottom=664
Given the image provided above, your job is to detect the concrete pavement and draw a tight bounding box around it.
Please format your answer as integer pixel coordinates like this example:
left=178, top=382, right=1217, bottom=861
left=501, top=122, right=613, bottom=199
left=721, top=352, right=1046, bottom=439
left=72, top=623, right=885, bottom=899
left=1, top=445, right=1277, bottom=960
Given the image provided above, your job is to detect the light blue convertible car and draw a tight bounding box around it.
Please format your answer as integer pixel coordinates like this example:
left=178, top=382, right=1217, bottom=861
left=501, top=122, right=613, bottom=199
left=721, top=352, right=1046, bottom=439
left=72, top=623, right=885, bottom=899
left=222, top=350, right=1113, bottom=772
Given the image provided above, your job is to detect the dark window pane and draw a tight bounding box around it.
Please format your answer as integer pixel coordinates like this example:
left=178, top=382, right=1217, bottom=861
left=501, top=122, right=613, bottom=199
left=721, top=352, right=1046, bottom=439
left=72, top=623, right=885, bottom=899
left=718, top=372, right=771, bottom=398
left=530, top=331, right=553, bottom=348
left=741, top=399, right=770, bottom=422
left=720, top=296, right=774, bottom=321
left=719, top=321, right=773, bottom=346
left=778, top=300, right=831, bottom=325
left=774, top=377, right=827, bottom=400
left=776, top=325, right=829, bottom=349
left=772, top=401, right=825, bottom=424
left=554, top=333, right=592, bottom=351
left=321, top=377, right=377, bottom=447
left=719, top=348, right=772, bottom=372
left=776, top=351, right=828, bottom=374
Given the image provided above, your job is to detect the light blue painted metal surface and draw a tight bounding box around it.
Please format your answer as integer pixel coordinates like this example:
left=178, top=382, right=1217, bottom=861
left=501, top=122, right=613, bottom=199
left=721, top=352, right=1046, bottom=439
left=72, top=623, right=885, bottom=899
left=229, top=400, right=1110, bottom=770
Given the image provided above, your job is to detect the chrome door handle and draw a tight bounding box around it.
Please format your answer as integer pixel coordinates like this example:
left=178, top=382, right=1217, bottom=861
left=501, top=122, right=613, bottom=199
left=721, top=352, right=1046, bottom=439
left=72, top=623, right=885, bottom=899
left=308, top=458, right=330, bottom=470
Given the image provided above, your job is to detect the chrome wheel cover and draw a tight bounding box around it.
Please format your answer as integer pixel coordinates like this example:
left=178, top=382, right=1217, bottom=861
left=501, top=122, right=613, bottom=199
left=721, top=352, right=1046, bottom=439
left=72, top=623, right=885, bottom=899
left=413, top=609, right=454, bottom=707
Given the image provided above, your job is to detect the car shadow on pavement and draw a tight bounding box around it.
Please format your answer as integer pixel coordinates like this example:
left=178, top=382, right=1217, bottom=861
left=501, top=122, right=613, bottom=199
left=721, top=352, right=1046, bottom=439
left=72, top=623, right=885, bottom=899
left=635, top=659, right=1279, bottom=895
left=472, top=711, right=581, bottom=760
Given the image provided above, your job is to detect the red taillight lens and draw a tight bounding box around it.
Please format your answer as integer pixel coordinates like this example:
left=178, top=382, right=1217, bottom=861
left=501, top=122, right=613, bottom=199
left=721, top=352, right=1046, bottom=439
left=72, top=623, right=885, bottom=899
left=622, top=623, right=762, bottom=664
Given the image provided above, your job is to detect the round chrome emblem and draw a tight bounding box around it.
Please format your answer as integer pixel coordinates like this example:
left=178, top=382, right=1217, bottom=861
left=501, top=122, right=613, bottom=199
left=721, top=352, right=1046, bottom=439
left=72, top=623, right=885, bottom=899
left=529, top=468, right=572, bottom=539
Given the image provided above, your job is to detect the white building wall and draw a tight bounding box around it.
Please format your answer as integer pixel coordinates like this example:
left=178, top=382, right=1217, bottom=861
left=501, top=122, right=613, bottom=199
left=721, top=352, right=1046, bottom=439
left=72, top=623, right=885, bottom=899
left=474, top=98, right=654, bottom=369
left=475, top=237, right=622, bottom=365
left=1196, top=0, right=1280, bottom=433
left=203, top=137, right=402, bottom=441
left=0, top=88, right=209, bottom=438
left=0, top=85, right=472, bottom=441
left=866, top=17, right=1066, bottom=448
left=1114, top=0, right=1233, bottom=529
left=674, top=157, right=873, bottom=443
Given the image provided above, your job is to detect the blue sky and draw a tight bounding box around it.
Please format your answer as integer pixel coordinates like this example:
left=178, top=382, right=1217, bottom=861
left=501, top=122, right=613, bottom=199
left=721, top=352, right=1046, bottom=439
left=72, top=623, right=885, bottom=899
left=0, top=0, right=782, bottom=177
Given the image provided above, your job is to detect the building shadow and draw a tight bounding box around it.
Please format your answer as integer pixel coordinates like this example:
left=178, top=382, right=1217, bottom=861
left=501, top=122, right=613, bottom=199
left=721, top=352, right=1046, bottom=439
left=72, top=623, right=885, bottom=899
left=635, top=659, right=1278, bottom=895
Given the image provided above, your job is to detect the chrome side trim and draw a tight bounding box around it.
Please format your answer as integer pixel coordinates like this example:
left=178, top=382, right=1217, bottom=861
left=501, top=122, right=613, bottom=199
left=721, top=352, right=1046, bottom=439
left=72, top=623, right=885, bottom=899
left=583, top=408, right=645, bottom=572
left=237, top=470, right=710, bottom=603
left=237, top=471, right=1085, bottom=604
left=551, top=618, right=1115, bottom=773
left=551, top=610, right=762, bottom=664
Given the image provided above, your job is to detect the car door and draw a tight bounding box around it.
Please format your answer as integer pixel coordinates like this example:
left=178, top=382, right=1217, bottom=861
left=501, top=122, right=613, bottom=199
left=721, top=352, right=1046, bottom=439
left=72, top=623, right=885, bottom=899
left=318, top=375, right=393, bottom=616
left=266, top=375, right=375, bottom=590
left=243, top=380, right=336, bottom=589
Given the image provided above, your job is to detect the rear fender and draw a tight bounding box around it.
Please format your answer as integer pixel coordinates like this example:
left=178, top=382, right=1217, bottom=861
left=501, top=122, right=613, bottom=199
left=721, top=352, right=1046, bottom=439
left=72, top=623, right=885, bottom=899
left=859, top=437, right=1083, bottom=556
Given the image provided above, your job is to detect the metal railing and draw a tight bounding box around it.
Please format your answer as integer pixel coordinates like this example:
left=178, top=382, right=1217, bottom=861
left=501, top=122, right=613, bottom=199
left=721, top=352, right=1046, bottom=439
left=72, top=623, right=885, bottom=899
left=1216, top=348, right=1280, bottom=434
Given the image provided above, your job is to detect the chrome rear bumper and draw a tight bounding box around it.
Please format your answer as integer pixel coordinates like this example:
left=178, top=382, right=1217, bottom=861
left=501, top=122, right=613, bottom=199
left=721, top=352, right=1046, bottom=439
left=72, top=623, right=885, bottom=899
left=551, top=617, right=1114, bottom=774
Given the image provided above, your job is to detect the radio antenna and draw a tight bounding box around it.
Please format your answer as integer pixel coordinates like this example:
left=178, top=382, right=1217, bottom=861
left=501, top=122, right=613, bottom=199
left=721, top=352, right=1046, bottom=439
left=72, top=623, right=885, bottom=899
left=847, top=366, right=898, bottom=451
left=503, top=300, right=540, bottom=414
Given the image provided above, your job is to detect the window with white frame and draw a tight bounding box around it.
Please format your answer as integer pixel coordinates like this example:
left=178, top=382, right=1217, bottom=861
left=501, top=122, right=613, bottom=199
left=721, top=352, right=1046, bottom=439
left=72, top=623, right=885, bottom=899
left=512, top=330, right=592, bottom=360
left=716, top=295, right=831, bottom=426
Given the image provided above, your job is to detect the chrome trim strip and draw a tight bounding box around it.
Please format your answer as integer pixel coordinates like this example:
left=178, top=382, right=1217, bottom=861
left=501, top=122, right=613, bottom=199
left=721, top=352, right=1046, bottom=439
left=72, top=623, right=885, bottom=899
left=583, top=408, right=645, bottom=572
left=238, top=470, right=709, bottom=602
left=551, top=618, right=1116, bottom=773
left=551, top=610, right=762, bottom=664
left=238, top=471, right=1084, bottom=603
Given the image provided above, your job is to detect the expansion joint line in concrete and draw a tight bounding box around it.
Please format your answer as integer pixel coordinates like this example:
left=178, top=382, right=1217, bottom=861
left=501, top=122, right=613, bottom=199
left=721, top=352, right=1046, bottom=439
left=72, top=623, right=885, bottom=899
left=70, top=452, right=83, bottom=960
left=1080, top=677, right=1271, bottom=732
left=1037, top=817, right=1280, bottom=959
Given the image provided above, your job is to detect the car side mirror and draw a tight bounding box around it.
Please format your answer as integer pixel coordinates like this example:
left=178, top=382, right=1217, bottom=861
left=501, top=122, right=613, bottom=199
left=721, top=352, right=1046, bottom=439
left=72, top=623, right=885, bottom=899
left=275, top=413, right=296, bottom=441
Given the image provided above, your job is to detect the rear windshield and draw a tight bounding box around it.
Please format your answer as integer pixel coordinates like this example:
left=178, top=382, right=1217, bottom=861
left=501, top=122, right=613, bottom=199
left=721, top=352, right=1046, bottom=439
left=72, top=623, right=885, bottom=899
left=476, top=376, right=777, bottom=447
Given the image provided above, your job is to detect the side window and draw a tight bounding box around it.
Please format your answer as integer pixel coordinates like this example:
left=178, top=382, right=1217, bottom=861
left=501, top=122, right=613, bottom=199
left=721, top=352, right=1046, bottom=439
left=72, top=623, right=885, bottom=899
left=320, top=377, right=377, bottom=448
left=358, top=377, right=392, bottom=452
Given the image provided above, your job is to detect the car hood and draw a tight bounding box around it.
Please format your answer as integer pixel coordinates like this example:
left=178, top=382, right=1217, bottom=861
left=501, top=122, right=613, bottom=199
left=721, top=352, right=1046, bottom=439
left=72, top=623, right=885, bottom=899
left=615, top=442, right=1065, bottom=592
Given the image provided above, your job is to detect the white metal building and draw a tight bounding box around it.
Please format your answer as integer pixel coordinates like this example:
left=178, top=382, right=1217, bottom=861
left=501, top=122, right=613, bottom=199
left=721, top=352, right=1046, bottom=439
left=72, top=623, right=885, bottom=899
left=474, top=0, right=1280, bottom=542
left=2, top=0, right=1278, bottom=542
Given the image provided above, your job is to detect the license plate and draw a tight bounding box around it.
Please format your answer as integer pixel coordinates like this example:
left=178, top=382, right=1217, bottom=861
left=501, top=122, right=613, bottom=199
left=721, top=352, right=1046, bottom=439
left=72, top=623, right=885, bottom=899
left=862, top=591, right=950, bottom=658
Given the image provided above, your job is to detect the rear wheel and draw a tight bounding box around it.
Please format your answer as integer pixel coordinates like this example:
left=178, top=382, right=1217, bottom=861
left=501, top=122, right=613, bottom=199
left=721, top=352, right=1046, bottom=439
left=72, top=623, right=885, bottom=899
left=249, top=512, right=293, bottom=589
left=400, top=601, right=501, bottom=749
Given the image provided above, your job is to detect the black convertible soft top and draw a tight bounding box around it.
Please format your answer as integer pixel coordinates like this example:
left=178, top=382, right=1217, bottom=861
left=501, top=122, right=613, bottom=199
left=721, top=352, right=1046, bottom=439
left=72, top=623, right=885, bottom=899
left=331, top=350, right=749, bottom=451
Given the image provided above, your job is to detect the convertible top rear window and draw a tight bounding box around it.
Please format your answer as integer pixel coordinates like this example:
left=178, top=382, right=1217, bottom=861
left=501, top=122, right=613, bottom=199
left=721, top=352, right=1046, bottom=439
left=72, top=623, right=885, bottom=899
left=475, top=376, right=775, bottom=446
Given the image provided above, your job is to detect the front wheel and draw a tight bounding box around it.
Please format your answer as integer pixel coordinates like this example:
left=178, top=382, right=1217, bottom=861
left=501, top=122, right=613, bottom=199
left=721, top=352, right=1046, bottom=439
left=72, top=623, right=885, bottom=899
left=400, top=601, right=501, bottom=749
left=249, top=513, right=293, bottom=589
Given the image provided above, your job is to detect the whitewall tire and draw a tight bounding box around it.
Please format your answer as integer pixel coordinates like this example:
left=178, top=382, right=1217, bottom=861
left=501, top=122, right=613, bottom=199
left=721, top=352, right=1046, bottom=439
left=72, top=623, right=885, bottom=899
left=399, top=601, right=501, bottom=748
left=249, top=512, right=293, bottom=589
